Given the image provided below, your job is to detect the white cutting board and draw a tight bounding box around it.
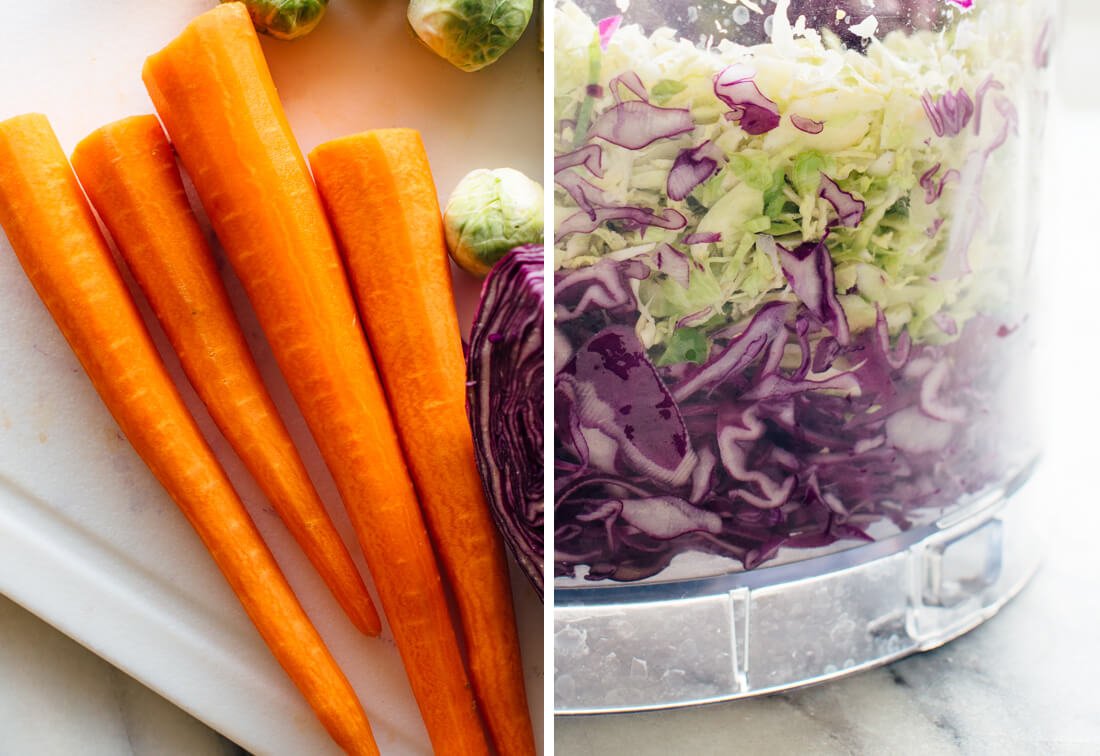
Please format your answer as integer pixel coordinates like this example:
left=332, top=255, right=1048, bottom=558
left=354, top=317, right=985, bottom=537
left=0, top=2, right=544, bottom=754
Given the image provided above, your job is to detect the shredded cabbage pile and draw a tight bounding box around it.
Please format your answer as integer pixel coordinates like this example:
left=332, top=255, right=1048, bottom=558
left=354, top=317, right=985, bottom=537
left=554, top=0, right=1051, bottom=583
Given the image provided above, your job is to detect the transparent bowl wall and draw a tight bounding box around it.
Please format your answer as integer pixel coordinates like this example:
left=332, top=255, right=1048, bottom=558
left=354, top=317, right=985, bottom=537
left=553, top=0, right=1056, bottom=711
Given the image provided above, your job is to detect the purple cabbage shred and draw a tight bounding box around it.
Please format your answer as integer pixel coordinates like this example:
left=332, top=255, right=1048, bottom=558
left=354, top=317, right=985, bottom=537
left=714, top=65, right=781, bottom=135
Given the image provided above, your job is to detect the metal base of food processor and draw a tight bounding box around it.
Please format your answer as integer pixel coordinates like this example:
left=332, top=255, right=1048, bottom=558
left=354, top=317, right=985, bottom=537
left=554, top=468, right=1042, bottom=714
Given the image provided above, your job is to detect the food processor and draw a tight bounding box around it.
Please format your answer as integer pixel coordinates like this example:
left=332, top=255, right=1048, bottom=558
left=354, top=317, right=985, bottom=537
left=553, top=0, right=1056, bottom=712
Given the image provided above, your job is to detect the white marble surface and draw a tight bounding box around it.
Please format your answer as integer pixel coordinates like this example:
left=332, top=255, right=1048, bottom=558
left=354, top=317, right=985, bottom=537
left=0, top=593, right=242, bottom=755
left=556, top=2, right=1100, bottom=754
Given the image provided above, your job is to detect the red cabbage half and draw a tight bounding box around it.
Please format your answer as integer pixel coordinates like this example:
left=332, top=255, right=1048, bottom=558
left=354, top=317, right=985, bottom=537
left=468, top=245, right=545, bottom=597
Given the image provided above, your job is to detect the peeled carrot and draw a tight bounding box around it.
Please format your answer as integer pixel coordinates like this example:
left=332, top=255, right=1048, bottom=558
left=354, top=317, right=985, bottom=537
left=69, top=114, right=381, bottom=638
left=0, top=112, right=378, bottom=756
left=142, top=5, right=490, bottom=754
left=310, top=130, right=536, bottom=756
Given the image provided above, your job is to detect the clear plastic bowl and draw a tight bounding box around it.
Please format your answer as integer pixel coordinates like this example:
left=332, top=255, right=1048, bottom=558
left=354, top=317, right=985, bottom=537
left=553, top=0, right=1055, bottom=712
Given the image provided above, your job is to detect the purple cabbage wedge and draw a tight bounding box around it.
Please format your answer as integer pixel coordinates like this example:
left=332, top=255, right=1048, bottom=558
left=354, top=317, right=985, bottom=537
left=467, top=245, right=545, bottom=597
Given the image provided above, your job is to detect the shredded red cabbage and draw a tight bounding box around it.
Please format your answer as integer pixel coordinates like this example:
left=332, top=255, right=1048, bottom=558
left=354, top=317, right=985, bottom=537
left=554, top=144, right=604, bottom=177
left=667, top=141, right=723, bottom=201
left=714, top=65, right=781, bottom=135
left=555, top=261, right=1021, bottom=581
left=1034, top=19, right=1053, bottom=69
left=972, top=76, right=1005, bottom=135
left=554, top=256, right=649, bottom=323
left=589, top=101, right=694, bottom=150
left=597, top=15, right=622, bottom=51
left=651, top=242, right=692, bottom=289
left=556, top=169, right=609, bottom=220
left=919, top=163, right=960, bottom=203
left=556, top=205, right=688, bottom=241
left=790, top=114, right=825, bottom=134
left=684, top=232, right=721, bottom=244
left=921, top=87, right=975, bottom=138
left=818, top=175, right=865, bottom=229
left=608, top=71, right=648, bottom=104
left=776, top=238, right=851, bottom=345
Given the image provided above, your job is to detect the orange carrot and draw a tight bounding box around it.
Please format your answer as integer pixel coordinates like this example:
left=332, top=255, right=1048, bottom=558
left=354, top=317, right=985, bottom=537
left=142, top=5, right=491, bottom=754
left=70, top=114, right=381, bottom=638
left=0, top=112, right=378, bottom=756
left=310, top=129, right=536, bottom=756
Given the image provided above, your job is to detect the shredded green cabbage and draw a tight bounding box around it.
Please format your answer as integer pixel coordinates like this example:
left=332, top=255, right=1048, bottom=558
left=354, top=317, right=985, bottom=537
left=555, top=0, right=1034, bottom=352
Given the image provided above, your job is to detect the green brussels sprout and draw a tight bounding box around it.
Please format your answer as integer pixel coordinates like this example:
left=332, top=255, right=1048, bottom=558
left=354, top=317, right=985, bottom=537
left=444, top=168, right=544, bottom=277
left=407, top=0, right=534, bottom=72
left=229, top=0, right=328, bottom=41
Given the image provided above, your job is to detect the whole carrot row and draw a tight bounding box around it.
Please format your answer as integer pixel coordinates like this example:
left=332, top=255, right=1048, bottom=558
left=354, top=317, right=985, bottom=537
left=142, top=3, right=499, bottom=755
left=0, top=112, right=379, bottom=756
left=310, top=130, right=536, bottom=756
left=0, top=2, right=536, bottom=754
left=69, top=114, right=382, bottom=640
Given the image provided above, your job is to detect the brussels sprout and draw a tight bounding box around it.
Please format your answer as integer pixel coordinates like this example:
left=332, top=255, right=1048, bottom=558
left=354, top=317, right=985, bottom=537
left=443, top=168, right=544, bottom=277
left=229, top=0, right=328, bottom=41
left=407, top=0, right=534, bottom=72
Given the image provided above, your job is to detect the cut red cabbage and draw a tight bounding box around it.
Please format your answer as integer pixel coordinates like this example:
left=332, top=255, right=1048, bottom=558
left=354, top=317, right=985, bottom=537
left=555, top=169, right=609, bottom=220
left=555, top=265, right=1021, bottom=581
left=608, top=71, right=648, bottom=104
left=876, top=307, right=911, bottom=370
left=554, top=257, right=650, bottom=322
left=558, top=326, right=697, bottom=488
left=676, top=308, right=713, bottom=329
left=713, top=64, right=780, bottom=135
left=556, top=205, right=687, bottom=241
left=921, top=87, right=975, bottom=137
left=932, top=312, right=959, bottom=336
left=818, top=175, right=865, bottom=228
left=919, top=163, right=960, bottom=203
left=667, top=141, right=723, bottom=201
left=972, top=75, right=1004, bottom=135
left=1035, top=19, right=1053, bottom=69
left=984, top=96, right=1019, bottom=156
left=683, top=231, right=721, bottom=244
left=918, top=360, right=967, bottom=424
left=790, top=114, right=824, bottom=134
left=671, top=301, right=792, bottom=402
left=468, top=245, right=544, bottom=596
left=588, top=101, right=695, bottom=150
left=617, top=497, right=723, bottom=540
left=554, top=144, right=604, bottom=177
left=597, top=14, right=622, bottom=50
left=651, top=242, right=692, bottom=289
left=777, top=238, right=851, bottom=345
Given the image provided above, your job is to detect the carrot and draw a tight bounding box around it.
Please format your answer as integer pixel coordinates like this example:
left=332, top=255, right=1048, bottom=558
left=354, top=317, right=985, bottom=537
left=142, top=5, right=491, bottom=754
left=69, top=114, right=381, bottom=639
left=0, top=112, right=378, bottom=756
left=309, top=130, right=536, bottom=756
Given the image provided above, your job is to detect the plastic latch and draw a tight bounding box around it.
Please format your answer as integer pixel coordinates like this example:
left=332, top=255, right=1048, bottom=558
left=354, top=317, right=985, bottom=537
left=922, top=518, right=1004, bottom=608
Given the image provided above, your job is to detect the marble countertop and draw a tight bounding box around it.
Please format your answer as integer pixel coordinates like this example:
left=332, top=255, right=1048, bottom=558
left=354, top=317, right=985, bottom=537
left=0, top=593, right=241, bottom=755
